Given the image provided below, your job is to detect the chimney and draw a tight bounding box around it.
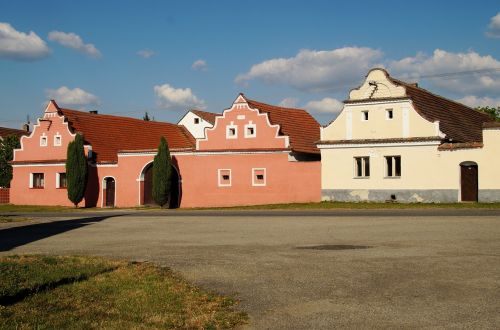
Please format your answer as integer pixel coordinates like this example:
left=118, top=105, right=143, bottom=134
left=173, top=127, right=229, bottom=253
left=89, top=110, right=98, bottom=114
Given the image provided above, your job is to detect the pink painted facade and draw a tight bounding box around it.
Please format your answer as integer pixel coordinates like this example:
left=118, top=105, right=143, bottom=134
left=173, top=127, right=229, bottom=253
left=11, top=95, right=321, bottom=208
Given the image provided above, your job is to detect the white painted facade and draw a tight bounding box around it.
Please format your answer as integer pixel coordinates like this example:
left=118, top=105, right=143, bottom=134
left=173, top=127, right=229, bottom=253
left=178, top=111, right=213, bottom=139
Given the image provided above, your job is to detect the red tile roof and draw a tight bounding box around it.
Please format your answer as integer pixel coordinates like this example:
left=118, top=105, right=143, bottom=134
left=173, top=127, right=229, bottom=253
left=191, top=109, right=218, bottom=125
left=59, top=108, right=195, bottom=163
left=0, top=127, right=29, bottom=139
left=246, top=98, right=320, bottom=154
left=389, top=76, right=492, bottom=143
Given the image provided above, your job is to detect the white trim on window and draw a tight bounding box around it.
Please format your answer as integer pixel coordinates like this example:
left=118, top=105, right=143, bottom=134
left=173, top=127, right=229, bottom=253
left=244, top=121, right=257, bottom=138
left=54, top=133, right=62, bottom=146
left=218, top=169, right=232, bottom=187
left=40, top=134, right=48, bottom=147
left=361, top=111, right=369, bottom=121
left=252, top=168, right=266, bottom=186
left=226, top=122, right=238, bottom=139
left=384, top=155, right=402, bottom=178
left=385, top=108, right=394, bottom=120
left=353, top=156, right=370, bottom=178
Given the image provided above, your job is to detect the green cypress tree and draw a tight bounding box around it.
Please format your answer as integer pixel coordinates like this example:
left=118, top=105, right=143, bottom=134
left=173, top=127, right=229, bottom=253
left=152, top=136, right=172, bottom=207
left=0, top=135, right=20, bottom=188
left=66, top=134, right=88, bottom=207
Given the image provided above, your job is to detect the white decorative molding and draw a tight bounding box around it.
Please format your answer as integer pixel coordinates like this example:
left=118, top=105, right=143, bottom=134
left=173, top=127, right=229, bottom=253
left=346, top=109, right=352, bottom=140
left=318, top=140, right=441, bottom=149
left=252, top=168, right=266, bottom=186
left=402, top=106, right=410, bottom=137
left=217, top=169, right=231, bottom=187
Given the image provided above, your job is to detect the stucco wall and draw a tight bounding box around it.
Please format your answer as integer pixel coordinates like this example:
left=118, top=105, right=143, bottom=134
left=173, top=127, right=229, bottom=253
left=178, top=112, right=213, bottom=139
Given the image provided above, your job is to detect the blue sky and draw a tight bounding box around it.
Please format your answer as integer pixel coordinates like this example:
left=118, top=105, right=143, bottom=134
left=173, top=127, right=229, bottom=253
left=1, top=0, right=499, bottom=128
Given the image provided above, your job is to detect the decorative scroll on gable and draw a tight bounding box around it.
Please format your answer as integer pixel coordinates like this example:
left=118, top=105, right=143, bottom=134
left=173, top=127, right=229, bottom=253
left=349, top=68, right=406, bottom=100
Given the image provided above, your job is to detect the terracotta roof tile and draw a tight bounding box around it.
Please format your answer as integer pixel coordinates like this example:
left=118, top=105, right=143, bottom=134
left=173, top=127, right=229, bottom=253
left=59, top=108, right=195, bottom=163
left=483, top=121, right=500, bottom=129
left=0, top=127, right=29, bottom=139
left=191, top=109, right=218, bottom=125
left=246, top=98, right=320, bottom=154
left=385, top=72, right=493, bottom=143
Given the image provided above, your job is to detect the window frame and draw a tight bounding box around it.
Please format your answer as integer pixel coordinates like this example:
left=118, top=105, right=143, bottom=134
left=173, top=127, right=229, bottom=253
left=353, top=156, right=370, bottom=178
left=386, top=108, right=394, bottom=120
left=252, top=168, right=266, bottom=186
left=244, top=122, right=257, bottom=138
left=30, top=173, right=45, bottom=189
left=218, top=169, right=232, bottom=187
left=385, top=155, right=402, bottom=178
left=40, top=135, right=48, bottom=147
left=226, top=123, right=238, bottom=139
left=56, top=172, right=67, bottom=189
left=54, top=133, right=62, bottom=146
left=361, top=111, right=369, bottom=121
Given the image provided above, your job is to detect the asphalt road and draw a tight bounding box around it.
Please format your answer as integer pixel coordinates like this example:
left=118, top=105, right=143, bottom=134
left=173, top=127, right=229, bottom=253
left=1, top=212, right=499, bottom=329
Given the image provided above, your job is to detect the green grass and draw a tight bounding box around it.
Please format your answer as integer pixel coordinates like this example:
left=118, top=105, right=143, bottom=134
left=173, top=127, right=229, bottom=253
left=0, top=255, right=247, bottom=329
left=0, top=216, right=32, bottom=223
left=2, top=200, right=500, bottom=213
left=194, top=201, right=500, bottom=210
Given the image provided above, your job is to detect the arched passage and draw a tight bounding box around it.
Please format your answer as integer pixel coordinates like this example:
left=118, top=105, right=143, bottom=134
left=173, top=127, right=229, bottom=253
left=140, top=163, right=181, bottom=208
left=460, top=161, right=478, bottom=202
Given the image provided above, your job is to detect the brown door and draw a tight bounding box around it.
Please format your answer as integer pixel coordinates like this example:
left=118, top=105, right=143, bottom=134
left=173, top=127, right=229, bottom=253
left=105, top=178, right=115, bottom=207
left=461, top=164, right=478, bottom=202
left=143, top=165, right=154, bottom=205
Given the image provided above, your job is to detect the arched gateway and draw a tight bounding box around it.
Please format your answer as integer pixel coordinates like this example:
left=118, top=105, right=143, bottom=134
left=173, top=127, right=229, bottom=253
left=140, top=163, right=181, bottom=208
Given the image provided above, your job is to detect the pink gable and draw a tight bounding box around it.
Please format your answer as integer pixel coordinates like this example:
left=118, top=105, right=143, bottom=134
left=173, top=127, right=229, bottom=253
left=197, top=95, right=288, bottom=151
left=13, top=100, right=76, bottom=162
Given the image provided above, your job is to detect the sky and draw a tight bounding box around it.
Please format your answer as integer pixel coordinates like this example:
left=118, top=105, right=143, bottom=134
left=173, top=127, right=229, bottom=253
left=1, top=0, right=499, bottom=128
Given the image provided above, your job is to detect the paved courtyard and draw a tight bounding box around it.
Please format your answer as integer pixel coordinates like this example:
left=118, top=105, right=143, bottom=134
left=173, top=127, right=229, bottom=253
left=1, top=211, right=499, bottom=329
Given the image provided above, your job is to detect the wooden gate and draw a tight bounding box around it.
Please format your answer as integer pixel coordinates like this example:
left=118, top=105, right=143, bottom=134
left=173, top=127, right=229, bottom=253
left=143, top=165, right=154, bottom=205
left=105, top=178, right=115, bottom=207
left=460, top=163, right=478, bottom=202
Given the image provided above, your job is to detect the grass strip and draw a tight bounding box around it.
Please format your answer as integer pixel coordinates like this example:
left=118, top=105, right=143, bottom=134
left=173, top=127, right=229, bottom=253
left=0, top=255, right=247, bottom=329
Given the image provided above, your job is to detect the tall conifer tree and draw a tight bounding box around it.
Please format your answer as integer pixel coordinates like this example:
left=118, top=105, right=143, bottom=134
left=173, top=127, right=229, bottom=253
left=66, top=134, right=88, bottom=207
left=152, top=136, right=172, bottom=207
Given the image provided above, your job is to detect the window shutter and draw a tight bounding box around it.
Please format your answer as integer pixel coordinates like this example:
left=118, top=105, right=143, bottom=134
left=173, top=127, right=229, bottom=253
left=56, top=173, right=60, bottom=188
left=29, top=173, right=33, bottom=188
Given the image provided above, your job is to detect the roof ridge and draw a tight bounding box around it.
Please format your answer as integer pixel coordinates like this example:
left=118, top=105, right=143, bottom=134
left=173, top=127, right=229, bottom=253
left=246, top=99, right=310, bottom=113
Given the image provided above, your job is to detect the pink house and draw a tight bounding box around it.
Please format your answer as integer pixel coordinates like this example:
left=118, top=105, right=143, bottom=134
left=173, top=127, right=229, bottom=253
left=11, top=94, right=320, bottom=208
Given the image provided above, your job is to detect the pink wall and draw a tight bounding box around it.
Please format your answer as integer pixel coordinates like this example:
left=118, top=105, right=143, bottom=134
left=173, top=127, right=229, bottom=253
left=198, top=99, right=288, bottom=150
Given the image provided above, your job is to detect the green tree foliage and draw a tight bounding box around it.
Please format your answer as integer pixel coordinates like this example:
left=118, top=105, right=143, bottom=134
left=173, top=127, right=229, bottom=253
left=66, top=134, right=88, bottom=207
left=0, top=135, right=20, bottom=187
left=143, top=112, right=151, bottom=121
left=476, top=106, right=500, bottom=121
left=152, top=136, right=172, bottom=207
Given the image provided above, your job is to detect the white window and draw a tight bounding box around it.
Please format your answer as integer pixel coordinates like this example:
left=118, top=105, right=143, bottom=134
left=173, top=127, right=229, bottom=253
left=40, top=135, right=47, bottom=147
left=56, top=173, right=67, bottom=188
left=354, top=157, right=370, bottom=178
left=385, top=156, right=401, bottom=177
left=54, top=133, right=62, bottom=146
left=361, top=111, right=369, bottom=121
left=30, top=173, right=44, bottom=188
left=386, top=109, right=394, bottom=120
left=226, top=123, right=238, bottom=139
left=244, top=121, right=256, bottom=138
left=252, top=168, right=266, bottom=186
left=218, top=169, right=231, bottom=187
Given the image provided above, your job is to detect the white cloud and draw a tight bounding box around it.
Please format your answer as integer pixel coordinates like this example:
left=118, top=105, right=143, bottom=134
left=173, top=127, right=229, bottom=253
left=486, top=12, right=500, bottom=38
left=457, top=95, right=500, bottom=108
left=137, top=49, right=156, bottom=58
left=278, top=97, right=299, bottom=108
left=154, top=84, right=206, bottom=110
left=236, top=47, right=383, bottom=92
left=48, top=31, right=101, bottom=58
left=191, top=59, right=207, bottom=71
left=0, top=22, right=50, bottom=61
left=46, top=86, right=99, bottom=106
left=304, top=97, right=344, bottom=114
left=389, top=49, right=500, bottom=95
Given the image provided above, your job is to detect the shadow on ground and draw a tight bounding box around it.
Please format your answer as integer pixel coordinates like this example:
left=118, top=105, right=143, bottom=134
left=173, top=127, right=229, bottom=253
left=0, top=215, right=122, bottom=251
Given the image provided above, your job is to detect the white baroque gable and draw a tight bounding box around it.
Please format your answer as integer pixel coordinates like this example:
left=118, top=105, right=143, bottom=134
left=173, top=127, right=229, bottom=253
left=349, top=69, right=406, bottom=100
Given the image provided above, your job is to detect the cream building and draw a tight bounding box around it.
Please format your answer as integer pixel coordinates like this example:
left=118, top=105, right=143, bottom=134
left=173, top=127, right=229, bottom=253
left=318, top=68, right=500, bottom=203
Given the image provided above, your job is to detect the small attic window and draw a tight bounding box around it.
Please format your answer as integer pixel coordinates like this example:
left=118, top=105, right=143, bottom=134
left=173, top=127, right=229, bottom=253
left=362, top=111, right=369, bottom=121
left=54, top=134, right=62, bottom=146
left=194, top=117, right=200, bottom=124
left=386, top=109, right=393, bottom=120
left=40, top=135, right=47, bottom=147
